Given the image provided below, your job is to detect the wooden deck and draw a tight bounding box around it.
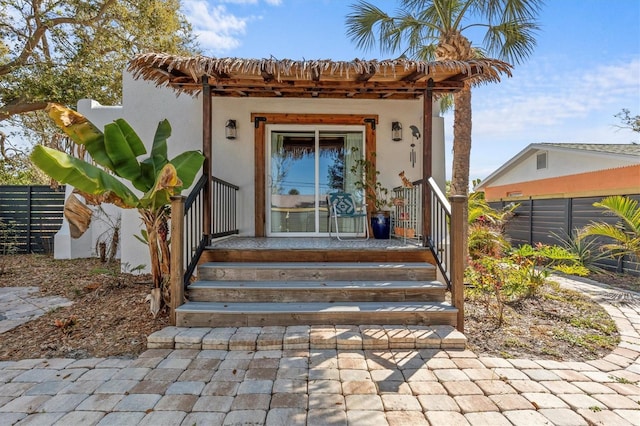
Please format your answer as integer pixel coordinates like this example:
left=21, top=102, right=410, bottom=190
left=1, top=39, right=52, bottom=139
left=200, top=237, right=437, bottom=264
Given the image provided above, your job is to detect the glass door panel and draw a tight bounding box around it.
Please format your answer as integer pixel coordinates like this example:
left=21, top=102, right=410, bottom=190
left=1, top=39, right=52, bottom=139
left=269, top=131, right=315, bottom=234
left=268, top=128, right=364, bottom=236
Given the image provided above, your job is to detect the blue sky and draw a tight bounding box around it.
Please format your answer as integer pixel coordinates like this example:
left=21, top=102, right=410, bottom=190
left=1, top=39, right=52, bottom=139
left=182, top=0, right=640, bottom=183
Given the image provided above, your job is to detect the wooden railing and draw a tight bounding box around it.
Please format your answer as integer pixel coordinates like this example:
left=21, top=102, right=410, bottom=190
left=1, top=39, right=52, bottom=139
left=169, top=174, right=239, bottom=325
left=394, top=178, right=465, bottom=332
left=424, top=178, right=451, bottom=289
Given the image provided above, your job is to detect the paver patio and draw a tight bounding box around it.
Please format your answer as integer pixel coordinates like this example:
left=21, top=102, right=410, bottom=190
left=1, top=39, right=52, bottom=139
left=0, top=275, right=638, bottom=425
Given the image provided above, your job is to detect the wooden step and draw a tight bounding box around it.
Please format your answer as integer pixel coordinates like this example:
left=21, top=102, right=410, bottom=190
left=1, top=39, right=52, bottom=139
left=175, top=301, right=458, bottom=327
left=200, top=248, right=436, bottom=264
left=187, top=280, right=446, bottom=303
left=197, top=262, right=437, bottom=282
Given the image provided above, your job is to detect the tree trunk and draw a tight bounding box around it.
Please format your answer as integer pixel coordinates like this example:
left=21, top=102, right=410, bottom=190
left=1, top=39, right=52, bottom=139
left=451, top=85, right=472, bottom=263
left=140, top=210, right=162, bottom=289
left=451, top=85, right=472, bottom=198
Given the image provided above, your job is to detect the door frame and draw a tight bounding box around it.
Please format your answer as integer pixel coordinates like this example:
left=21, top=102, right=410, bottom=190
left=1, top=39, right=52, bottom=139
left=253, top=113, right=378, bottom=237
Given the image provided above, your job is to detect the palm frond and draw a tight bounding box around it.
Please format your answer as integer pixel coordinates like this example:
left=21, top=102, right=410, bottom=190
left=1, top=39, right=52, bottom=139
left=346, top=1, right=397, bottom=54
left=594, top=196, right=640, bottom=234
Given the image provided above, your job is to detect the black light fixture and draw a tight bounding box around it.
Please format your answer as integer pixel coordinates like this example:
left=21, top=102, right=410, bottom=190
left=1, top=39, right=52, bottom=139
left=225, top=119, right=237, bottom=140
left=391, top=121, right=402, bottom=141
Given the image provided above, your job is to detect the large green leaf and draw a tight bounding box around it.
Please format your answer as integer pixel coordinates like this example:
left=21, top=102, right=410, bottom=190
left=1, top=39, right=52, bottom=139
left=113, top=119, right=147, bottom=157
left=104, top=122, right=142, bottom=182
left=46, top=103, right=114, bottom=171
left=148, top=120, right=171, bottom=171
left=31, top=145, right=139, bottom=208
left=171, top=151, right=205, bottom=190
left=139, top=120, right=171, bottom=189
left=152, top=119, right=171, bottom=158
left=133, top=162, right=156, bottom=192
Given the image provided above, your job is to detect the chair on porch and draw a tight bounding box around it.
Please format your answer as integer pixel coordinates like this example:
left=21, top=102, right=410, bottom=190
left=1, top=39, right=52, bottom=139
left=327, top=192, right=369, bottom=241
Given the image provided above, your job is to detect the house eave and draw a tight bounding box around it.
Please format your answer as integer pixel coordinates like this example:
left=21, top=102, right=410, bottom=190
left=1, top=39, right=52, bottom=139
left=475, top=143, right=640, bottom=191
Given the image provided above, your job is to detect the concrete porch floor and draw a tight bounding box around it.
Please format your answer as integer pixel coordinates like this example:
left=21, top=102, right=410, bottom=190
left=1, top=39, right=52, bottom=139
left=208, top=237, right=426, bottom=250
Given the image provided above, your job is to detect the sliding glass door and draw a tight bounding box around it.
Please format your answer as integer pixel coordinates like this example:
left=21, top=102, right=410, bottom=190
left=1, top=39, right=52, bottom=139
left=267, top=126, right=365, bottom=236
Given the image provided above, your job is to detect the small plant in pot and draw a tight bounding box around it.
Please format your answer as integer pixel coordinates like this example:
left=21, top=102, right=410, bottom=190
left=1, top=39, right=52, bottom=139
left=350, top=150, right=395, bottom=239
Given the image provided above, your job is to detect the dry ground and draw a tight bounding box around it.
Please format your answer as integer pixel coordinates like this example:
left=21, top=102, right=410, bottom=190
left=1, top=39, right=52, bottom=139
left=0, top=254, right=635, bottom=361
left=0, top=255, right=168, bottom=360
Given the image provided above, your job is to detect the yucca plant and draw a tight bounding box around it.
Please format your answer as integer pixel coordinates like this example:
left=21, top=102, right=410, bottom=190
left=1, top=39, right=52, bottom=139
left=31, top=104, right=204, bottom=315
left=551, top=230, right=609, bottom=274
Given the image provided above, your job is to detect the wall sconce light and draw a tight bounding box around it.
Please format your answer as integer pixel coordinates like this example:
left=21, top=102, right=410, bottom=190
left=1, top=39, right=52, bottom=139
left=225, top=119, right=237, bottom=140
left=391, top=121, right=402, bottom=141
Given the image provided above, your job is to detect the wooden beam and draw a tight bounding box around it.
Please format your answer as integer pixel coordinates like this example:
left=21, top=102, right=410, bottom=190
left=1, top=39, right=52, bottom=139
left=401, top=70, right=426, bottom=82
left=254, top=118, right=266, bottom=237
left=202, top=76, right=212, bottom=239
left=250, top=113, right=378, bottom=125
left=181, top=78, right=441, bottom=91
left=450, top=195, right=466, bottom=332
left=422, top=80, right=433, bottom=247
left=209, top=69, right=230, bottom=79
left=169, top=195, right=185, bottom=326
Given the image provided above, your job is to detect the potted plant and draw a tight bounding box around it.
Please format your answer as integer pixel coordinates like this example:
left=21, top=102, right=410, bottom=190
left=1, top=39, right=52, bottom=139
left=350, top=150, right=395, bottom=239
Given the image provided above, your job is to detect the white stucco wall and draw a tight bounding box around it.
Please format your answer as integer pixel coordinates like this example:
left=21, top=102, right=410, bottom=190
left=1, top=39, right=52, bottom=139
left=59, top=70, right=447, bottom=271
left=489, top=148, right=639, bottom=187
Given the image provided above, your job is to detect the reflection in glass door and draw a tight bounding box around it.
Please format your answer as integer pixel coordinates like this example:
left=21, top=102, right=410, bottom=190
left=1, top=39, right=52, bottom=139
left=268, top=127, right=364, bottom=236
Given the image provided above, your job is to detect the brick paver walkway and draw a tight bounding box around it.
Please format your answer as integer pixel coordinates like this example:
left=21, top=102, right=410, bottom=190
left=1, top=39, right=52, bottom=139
left=1, top=276, right=638, bottom=425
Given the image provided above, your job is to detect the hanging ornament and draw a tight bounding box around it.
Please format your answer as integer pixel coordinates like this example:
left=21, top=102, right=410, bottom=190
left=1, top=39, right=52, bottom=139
left=410, top=143, right=416, bottom=168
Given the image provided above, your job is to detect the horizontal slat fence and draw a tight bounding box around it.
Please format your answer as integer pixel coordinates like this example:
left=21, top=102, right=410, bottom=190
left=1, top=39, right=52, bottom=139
left=0, top=185, right=66, bottom=254
left=491, top=194, right=640, bottom=275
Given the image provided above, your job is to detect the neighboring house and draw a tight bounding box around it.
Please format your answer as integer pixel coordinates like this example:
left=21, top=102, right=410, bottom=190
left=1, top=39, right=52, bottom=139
left=475, top=143, right=640, bottom=202
left=476, top=143, right=640, bottom=275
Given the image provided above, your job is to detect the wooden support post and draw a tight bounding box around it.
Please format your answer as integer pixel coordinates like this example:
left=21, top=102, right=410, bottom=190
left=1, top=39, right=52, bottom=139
left=422, top=81, right=433, bottom=247
left=170, top=195, right=185, bottom=326
left=450, top=195, right=466, bottom=333
left=202, top=76, right=212, bottom=240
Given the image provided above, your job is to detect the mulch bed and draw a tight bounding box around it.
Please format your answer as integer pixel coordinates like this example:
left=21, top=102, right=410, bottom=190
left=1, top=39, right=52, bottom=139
left=0, top=254, right=634, bottom=361
left=0, top=255, right=168, bottom=360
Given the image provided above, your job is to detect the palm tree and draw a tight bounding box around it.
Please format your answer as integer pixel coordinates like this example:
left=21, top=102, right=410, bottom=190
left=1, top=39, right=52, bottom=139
left=346, top=0, right=543, bottom=233
left=578, top=196, right=640, bottom=269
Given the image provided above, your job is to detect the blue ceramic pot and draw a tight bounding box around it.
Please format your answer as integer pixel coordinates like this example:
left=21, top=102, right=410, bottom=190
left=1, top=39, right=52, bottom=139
left=371, top=212, right=391, bottom=239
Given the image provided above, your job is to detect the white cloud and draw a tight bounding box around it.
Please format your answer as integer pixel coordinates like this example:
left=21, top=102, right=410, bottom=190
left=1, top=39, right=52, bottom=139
left=471, top=58, right=640, bottom=142
left=183, top=0, right=282, bottom=53
left=443, top=58, right=640, bottom=181
left=182, top=1, right=248, bottom=53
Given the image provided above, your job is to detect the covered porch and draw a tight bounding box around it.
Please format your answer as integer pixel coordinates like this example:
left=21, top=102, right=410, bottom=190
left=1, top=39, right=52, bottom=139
left=126, top=54, right=512, bottom=331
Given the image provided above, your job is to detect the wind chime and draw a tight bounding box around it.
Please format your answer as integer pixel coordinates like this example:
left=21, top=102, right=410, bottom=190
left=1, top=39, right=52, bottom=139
left=409, top=125, right=421, bottom=168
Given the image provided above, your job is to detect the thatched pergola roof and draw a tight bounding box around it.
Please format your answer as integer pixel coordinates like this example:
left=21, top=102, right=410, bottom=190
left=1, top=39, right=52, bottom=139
left=127, top=53, right=513, bottom=100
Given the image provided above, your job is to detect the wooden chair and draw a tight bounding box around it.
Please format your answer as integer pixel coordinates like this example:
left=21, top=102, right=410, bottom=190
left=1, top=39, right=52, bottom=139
left=327, top=192, right=369, bottom=240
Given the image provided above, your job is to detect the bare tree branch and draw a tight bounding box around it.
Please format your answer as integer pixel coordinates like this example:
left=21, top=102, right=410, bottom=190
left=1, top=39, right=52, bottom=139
left=0, top=99, right=50, bottom=122
left=0, top=0, right=117, bottom=76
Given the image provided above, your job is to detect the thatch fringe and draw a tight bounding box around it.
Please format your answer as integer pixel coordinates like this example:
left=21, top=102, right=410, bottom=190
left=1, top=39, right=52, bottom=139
left=127, top=53, right=512, bottom=97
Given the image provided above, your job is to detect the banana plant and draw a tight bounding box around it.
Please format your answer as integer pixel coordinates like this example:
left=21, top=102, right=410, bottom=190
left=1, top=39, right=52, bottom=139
left=31, top=103, right=205, bottom=303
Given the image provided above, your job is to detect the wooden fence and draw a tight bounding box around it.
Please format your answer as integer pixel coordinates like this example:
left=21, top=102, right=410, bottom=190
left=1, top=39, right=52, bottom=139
left=490, top=194, right=640, bottom=275
left=0, top=185, right=66, bottom=254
